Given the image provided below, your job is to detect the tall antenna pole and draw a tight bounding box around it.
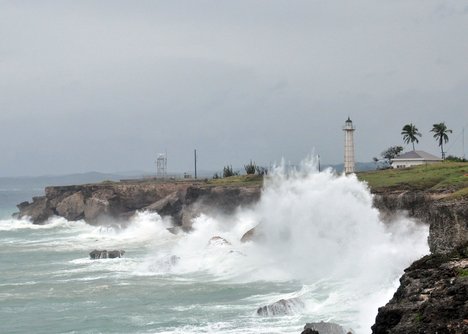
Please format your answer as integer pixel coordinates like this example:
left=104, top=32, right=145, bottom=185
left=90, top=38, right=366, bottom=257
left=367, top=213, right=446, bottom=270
left=194, top=149, right=197, bottom=179
left=463, top=127, right=465, bottom=160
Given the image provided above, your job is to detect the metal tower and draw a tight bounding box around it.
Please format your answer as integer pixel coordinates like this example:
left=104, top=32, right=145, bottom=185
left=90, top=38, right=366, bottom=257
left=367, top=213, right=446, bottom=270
left=156, top=153, right=167, bottom=178
left=343, top=117, right=355, bottom=174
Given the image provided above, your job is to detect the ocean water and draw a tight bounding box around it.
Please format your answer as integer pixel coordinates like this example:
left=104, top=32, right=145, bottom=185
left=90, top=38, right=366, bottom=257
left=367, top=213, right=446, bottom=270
left=0, top=162, right=429, bottom=334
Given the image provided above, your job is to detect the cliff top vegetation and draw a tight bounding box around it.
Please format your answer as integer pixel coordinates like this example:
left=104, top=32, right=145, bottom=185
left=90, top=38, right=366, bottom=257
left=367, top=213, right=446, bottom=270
left=357, top=162, right=468, bottom=199
left=93, top=163, right=467, bottom=199
left=207, top=174, right=263, bottom=187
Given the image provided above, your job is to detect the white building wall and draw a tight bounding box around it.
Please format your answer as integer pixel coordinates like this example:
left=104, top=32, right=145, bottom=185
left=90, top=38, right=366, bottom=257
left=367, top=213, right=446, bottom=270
left=392, top=160, right=441, bottom=169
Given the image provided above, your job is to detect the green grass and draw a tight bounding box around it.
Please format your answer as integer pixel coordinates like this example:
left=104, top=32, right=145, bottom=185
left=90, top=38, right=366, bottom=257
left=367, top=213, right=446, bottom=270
left=357, top=162, right=468, bottom=196
left=206, top=174, right=264, bottom=187
left=458, top=268, right=468, bottom=277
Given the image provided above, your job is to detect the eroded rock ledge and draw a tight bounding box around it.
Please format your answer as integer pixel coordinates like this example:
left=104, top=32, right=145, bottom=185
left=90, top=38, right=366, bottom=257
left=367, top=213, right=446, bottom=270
left=16, top=180, right=261, bottom=229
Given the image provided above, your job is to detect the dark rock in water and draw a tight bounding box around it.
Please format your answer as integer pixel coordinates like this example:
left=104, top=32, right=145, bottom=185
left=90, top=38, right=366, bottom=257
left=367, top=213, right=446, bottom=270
left=257, top=297, right=304, bottom=316
left=89, top=249, right=125, bottom=259
left=303, top=321, right=353, bottom=334
left=301, top=329, right=319, bottom=334
left=371, top=243, right=468, bottom=334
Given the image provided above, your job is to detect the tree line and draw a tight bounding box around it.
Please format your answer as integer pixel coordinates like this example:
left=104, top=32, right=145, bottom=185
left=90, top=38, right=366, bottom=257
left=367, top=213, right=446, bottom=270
left=401, top=122, right=452, bottom=159
left=374, top=122, right=464, bottom=168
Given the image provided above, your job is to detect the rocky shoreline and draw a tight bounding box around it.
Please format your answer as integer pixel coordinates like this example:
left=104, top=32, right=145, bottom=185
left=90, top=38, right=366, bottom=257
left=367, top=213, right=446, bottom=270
left=371, top=192, right=468, bottom=334
left=14, top=178, right=468, bottom=333
left=371, top=244, right=468, bottom=333
left=15, top=180, right=261, bottom=229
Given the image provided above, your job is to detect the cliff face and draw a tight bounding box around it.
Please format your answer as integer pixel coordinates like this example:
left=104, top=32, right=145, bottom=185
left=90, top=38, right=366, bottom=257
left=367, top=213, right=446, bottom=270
left=16, top=181, right=261, bottom=228
left=17, top=182, right=467, bottom=252
left=373, top=192, right=468, bottom=254
left=371, top=244, right=468, bottom=334
left=372, top=192, right=468, bottom=333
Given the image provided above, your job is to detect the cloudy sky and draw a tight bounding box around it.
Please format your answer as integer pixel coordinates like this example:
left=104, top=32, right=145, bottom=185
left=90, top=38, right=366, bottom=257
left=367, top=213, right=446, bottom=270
left=1, top=0, right=467, bottom=176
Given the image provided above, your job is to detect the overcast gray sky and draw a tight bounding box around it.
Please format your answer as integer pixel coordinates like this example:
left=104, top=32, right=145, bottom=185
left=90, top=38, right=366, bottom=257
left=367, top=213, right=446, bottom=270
left=1, top=0, right=467, bottom=176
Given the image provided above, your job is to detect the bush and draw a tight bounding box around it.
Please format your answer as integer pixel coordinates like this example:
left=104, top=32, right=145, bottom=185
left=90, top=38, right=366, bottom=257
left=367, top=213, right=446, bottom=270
left=445, top=155, right=467, bottom=162
left=244, top=160, right=256, bottom=175
left=223, top=165, right=236, bottom=178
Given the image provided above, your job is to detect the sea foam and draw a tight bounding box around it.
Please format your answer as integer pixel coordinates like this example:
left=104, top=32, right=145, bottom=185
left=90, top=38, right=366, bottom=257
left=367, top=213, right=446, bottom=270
left=137, top=158, right=428, bottom=332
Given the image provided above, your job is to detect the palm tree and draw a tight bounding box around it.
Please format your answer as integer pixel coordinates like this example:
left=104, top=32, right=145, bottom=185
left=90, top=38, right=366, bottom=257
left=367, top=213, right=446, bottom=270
left=401, top=123, right=422, bottom=151
left=431, top=122, right=452, bottom=159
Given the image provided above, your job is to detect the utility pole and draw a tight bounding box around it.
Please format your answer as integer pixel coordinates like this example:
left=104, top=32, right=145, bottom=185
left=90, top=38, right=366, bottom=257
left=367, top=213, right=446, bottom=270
left=194, top=149, right=197, bottom=179
left=462, top=127, right=465, bottom=160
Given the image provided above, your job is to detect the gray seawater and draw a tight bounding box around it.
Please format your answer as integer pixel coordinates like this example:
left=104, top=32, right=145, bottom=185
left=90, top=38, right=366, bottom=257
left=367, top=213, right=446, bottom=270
left=0, top=216, right=308, bottom=334
left=0, top=167, right=430, bottom=334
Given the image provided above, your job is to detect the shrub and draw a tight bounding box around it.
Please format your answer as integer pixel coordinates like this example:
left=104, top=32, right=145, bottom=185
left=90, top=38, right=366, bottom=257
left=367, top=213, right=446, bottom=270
left=223, top=165, right=236, bottom=178
left=244, top=160, right=256, bottom=175
left=445, top=155, right=467, bottom=162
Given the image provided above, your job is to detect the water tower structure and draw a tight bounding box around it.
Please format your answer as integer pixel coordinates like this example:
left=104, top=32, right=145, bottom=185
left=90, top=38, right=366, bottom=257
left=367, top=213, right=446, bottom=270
left=343, top=117, right=355, bottom=174
left=156, top=153, right=167, bottom=178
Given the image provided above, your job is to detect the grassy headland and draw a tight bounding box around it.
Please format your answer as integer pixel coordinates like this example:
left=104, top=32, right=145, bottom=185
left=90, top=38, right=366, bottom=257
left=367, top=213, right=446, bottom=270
left=206, top=174, right=264, bottom=187
left=98, top=162, right=467, bottom=199
left=357, top=162, right=468, bottom=199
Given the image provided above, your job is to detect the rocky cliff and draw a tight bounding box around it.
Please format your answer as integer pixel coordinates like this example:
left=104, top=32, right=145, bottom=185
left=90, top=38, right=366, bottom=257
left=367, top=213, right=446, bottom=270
left=371, top=191, right=468, bottom=333
left=16, top=180, right=261, bottom=229
left=371, top=244, right=468, bottom=334
left=373, top=191, right=468, bottom=254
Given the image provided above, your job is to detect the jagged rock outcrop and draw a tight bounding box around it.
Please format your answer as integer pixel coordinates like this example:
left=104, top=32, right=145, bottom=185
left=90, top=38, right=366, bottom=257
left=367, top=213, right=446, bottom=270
left=301, top=329, right=319, bottom=334
left=17, top=197, right=54, bottom=223
left=257, top=297, right=305, bottom=316
left=302, top=321, right=354, bottom=334
left=16, top=181, right=261, bottom=226
left=89, top=249, right=125, bottom=259
left=371, top=244, right=468, bottom=334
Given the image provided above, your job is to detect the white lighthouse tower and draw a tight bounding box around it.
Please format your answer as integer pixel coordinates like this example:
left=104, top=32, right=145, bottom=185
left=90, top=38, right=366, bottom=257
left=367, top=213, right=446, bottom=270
left=343, top=117, right=355, bottom=174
